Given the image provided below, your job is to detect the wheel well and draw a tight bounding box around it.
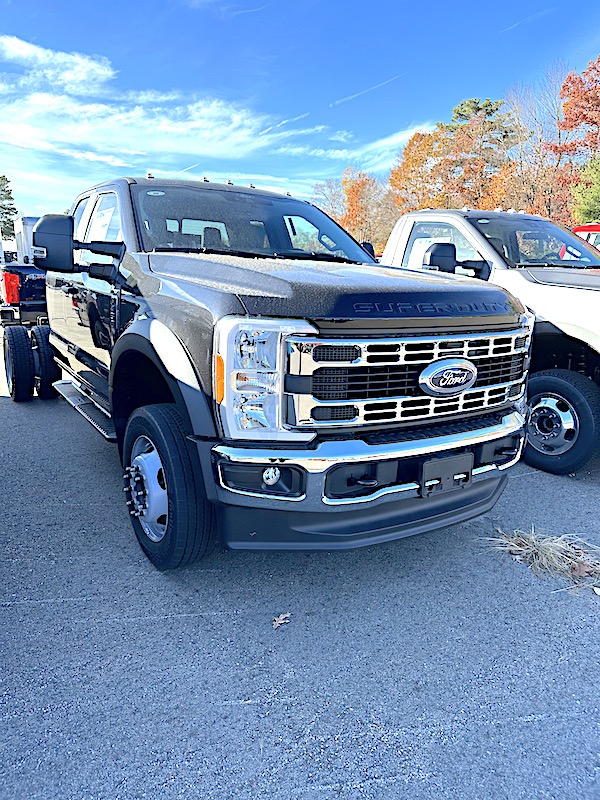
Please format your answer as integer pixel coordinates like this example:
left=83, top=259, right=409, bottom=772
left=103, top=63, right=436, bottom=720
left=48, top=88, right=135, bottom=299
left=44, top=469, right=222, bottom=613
left=112, top=351, right=176, bottom=450
left=531, top=327, right=600, bottom=383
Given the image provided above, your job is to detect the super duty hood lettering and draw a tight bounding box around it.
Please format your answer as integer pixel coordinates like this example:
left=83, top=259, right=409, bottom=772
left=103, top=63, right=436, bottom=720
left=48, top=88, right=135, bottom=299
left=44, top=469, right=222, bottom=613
left=353, top=300, right=512, bottom=316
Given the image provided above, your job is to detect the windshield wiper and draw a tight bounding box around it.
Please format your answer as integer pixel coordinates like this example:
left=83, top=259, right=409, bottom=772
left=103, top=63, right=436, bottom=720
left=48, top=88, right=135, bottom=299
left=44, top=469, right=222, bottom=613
left=272, top=251, right=368, bottom=264
left=152, top=247, right=267, bottom=258
left=516, top=261, right=595, bottom=269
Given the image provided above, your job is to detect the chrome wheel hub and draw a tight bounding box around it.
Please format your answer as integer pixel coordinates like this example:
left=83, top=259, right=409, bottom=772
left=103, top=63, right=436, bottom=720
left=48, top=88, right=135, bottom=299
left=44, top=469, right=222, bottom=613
left=123, top=435, right=168, bottom=542
left=527, top=393, right=579, bottom=455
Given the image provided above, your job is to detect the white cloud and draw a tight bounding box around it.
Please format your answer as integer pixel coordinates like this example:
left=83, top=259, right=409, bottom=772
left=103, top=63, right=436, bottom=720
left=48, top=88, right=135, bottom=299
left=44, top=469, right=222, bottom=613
left=0, top=35, right=115, bottom=95
left=330, top=130, right=353, bottom=143
left=0, top=37, right=330, bottom=172
left=272, top=124, right=435, bottom=172
left=121, top=89, right=184, bottom=104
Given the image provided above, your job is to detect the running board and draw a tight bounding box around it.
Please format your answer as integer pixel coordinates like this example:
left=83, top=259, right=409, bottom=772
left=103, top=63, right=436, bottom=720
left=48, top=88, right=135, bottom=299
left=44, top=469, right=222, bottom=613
left=53, top=379, right=117, bottom=442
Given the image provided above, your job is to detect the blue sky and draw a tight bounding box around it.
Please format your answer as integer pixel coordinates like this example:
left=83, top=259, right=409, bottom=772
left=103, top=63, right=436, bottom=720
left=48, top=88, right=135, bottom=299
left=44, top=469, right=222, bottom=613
left=1, top=0, right=600, bottom=216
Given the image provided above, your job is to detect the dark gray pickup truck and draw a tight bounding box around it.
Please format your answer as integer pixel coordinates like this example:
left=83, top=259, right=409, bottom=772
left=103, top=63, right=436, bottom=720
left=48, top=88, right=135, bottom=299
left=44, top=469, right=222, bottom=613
left=3, top=177, right=533, bottom=569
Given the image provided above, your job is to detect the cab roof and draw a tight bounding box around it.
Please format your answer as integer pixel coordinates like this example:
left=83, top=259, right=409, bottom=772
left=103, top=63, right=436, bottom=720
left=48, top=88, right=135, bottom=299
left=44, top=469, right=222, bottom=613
left=90, top=176, right=299, bottom=201
left=402, top=208, right=545, bottom=222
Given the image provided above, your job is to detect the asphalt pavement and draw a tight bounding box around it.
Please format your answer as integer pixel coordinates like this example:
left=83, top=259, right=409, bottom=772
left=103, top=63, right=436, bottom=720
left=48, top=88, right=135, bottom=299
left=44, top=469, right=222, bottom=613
left=1, top=358, right=599, bottom=800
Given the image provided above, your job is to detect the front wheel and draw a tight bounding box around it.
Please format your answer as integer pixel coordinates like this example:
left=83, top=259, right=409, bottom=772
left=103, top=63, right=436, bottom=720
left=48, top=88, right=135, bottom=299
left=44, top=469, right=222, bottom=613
left=3, top=325, right=34, bottom=402
left=524, top=369, right=600, bottom=474
left=122, top=404, right=216, bottom=569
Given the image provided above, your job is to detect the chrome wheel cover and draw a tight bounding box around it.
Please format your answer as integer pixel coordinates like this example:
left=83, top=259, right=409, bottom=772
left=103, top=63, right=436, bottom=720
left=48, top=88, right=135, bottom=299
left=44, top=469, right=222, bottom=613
left=527, top=392, right=579, bottom=456
left=124, top=435, right=169, bottom=542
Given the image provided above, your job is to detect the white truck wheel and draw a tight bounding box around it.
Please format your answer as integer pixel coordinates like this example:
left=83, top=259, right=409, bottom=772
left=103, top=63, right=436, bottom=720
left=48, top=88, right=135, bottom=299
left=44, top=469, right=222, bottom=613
left=524, top=369, right=600, bottom=474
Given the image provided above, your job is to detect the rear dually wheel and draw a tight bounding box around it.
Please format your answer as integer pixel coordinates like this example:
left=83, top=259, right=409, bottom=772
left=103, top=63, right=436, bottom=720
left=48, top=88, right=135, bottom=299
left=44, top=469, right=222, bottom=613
left=30, top=325, right=61, bottom=399
left=3, top=325, right=34, bottom=402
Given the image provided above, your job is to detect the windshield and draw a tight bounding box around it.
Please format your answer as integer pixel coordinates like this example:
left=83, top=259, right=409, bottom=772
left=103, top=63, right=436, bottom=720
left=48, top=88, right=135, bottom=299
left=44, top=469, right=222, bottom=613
left=467, top=216, right=600, bottom=268
left=130, top=184, right=374, bottom=264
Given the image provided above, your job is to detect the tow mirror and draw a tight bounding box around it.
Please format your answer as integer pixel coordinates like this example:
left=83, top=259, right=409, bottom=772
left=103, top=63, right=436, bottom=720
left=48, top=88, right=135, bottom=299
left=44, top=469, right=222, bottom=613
left=423, top=242, right=458, bottom=273
left=32, top=215, right=76, bottom=271
left=33, top=214, right=125, bottom=272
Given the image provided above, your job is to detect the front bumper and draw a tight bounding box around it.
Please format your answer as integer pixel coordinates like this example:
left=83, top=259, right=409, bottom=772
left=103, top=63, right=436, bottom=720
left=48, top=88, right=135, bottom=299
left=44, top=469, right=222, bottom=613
left=204, top=410, right=525, bottom=550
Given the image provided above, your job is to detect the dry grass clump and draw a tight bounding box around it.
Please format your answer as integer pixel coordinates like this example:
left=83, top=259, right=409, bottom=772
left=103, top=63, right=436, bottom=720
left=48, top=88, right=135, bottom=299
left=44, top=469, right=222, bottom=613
left=485, top=526, right=600, bottom=591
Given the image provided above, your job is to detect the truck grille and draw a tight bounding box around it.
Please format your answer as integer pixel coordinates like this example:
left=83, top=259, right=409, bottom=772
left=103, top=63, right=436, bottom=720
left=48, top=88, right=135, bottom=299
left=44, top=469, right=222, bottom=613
left=312, top=354, right=526, bottom=401
left=285, top=329, right=530, bottom=428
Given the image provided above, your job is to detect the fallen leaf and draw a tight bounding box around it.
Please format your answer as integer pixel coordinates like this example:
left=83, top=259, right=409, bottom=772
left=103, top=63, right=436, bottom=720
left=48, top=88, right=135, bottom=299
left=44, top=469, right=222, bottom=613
left=273, top=612, right=291, bottom=629
left=571, top=560, right=594, bottom=578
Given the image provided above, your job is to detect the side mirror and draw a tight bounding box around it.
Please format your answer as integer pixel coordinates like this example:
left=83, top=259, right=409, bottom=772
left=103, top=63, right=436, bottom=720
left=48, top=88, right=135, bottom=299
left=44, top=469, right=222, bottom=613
left=32, top=214, right=125, bottom=273
left=423, top=242, right=457, bottom=273
left=463, top=259, right=492, bottom=281
left=361, top=242, right=375, bottom=259
left=32, top=215, right=76, bottom=271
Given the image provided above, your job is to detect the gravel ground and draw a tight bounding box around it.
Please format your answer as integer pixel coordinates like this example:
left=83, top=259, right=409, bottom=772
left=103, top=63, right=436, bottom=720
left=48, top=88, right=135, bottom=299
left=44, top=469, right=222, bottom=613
left=1, top=355, right=599, bottom=800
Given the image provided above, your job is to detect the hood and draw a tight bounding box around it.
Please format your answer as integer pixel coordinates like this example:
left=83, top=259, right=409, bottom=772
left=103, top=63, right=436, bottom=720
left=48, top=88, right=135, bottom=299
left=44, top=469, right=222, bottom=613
left=524, top=268, right=600, bottom=291
left=492, top=267, right=600, bottom=355
left=149, top=252, right=524, bottom=329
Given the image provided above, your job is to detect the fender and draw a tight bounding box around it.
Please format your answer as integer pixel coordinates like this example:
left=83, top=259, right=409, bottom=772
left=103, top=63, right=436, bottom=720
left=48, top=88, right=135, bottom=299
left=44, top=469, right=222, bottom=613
left=110, top=318, right=217, bottom=440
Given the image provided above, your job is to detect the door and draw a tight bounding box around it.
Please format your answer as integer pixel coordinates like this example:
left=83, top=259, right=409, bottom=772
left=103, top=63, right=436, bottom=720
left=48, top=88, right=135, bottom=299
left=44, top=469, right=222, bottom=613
left=63, top=192, right=123, bottom=396
left=46, top=196, right=92, bottom=351
left=400, top=220, right=483, bottom=274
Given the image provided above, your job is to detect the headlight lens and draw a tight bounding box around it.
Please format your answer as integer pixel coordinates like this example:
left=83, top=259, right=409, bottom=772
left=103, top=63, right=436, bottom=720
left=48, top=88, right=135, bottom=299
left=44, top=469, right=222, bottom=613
left=214, top=317, right=317, bottom=441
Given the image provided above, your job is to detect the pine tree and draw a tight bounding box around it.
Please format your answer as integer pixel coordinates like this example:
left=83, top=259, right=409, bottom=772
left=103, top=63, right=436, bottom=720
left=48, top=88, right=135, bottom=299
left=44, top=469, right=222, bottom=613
left=573, top=158, right=600, bottom=223
left=0, top=176, right=18, bottom=238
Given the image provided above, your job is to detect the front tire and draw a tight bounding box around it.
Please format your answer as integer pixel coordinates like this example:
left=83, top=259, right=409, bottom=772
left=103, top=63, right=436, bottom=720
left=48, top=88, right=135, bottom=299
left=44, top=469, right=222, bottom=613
left=123, top=404, right=215, bottom=569
left=3, top=325, right=34, bottom=402
left=524, top=369, right=600, bottom=474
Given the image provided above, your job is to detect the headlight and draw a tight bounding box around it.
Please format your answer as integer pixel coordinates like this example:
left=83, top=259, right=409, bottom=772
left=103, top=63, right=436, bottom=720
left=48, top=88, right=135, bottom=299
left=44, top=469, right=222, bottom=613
left=213, top=316, right=317, bottom=441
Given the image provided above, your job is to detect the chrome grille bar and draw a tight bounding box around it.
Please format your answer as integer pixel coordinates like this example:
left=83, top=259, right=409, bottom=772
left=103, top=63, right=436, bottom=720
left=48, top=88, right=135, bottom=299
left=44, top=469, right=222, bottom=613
left=287, top=328, right=530, bottom=375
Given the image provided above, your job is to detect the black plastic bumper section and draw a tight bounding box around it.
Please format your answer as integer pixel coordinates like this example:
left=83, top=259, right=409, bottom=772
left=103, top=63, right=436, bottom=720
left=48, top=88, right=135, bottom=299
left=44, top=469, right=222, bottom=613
left=218, top=472, right=507, bottom=550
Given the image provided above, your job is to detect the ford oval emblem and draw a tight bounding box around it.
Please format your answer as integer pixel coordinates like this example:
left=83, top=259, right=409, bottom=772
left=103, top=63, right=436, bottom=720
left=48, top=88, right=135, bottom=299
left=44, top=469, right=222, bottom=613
left=419, top=358, right=478, bottom=397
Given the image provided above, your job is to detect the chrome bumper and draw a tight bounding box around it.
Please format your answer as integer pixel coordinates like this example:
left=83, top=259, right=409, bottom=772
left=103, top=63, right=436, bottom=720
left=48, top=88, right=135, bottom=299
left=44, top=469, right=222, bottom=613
left=212, top=410, right=525, bottom=508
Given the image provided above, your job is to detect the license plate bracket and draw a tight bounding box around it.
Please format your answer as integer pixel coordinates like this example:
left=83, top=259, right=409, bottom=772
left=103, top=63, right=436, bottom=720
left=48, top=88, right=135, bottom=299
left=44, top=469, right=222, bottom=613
left=419, top=453, right=474, bottom=498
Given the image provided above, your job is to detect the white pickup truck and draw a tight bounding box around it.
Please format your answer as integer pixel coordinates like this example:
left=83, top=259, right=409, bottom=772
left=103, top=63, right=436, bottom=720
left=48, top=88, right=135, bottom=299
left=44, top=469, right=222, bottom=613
left=381, top=209, right=600, bottom=474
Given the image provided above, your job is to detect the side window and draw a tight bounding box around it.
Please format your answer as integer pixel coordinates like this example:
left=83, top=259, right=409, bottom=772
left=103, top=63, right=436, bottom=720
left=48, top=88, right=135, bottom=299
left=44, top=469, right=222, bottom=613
left=284, top=215, right=339, bottom=254
left=589, top=232, right=600, bottom=249
left=72, top=197, right=91, bottom=241
left=81, top=193, right=123, bottom=265
left=402, top=222, right=480, bottom=269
